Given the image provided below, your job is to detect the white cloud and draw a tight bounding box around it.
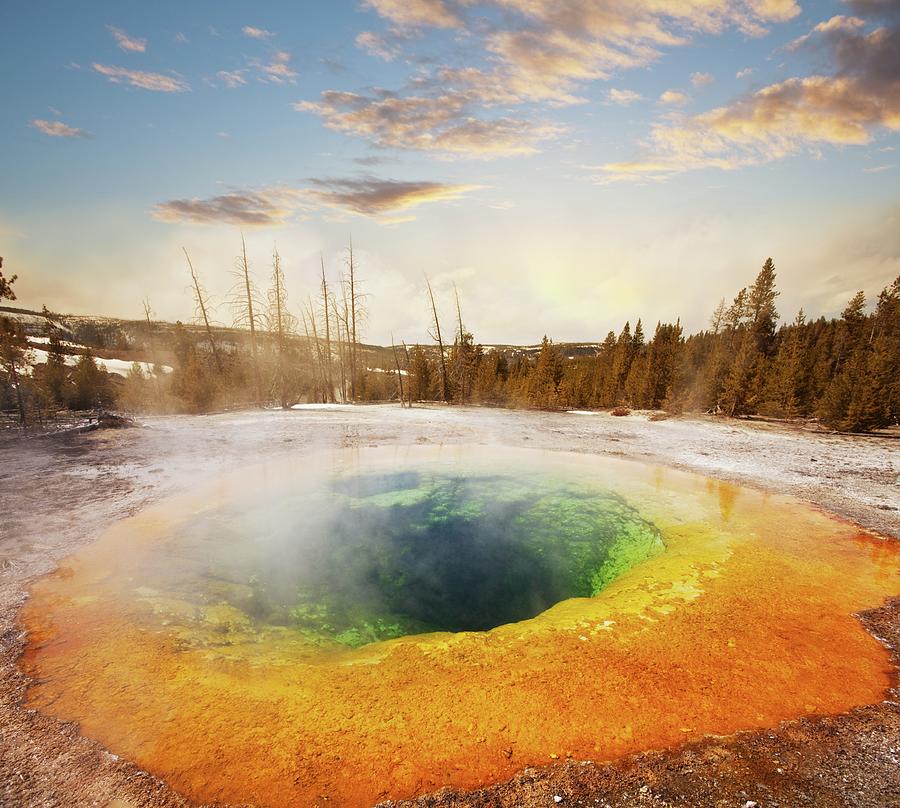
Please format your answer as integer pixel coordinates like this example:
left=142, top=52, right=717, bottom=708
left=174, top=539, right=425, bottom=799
left=93, top=63, right=189, bottom=92
left=107, top=25, right=147, bottom=53
left=356, top=31, right=401, bottom=61
left=242, top=26, right=274, bottom=39
left=30, top=119, right=88, bottom=138
left=255, top=51, right=297, bottom=84
left=607, top=88, right=643, bottom=105
left=217, top=70, right=248, bottom=89
left=659, top=90, right=690, bottom=105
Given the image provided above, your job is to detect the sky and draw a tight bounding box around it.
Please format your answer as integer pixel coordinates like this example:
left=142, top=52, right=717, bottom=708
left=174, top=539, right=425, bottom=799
left=2, top=0, right=899, bottom=344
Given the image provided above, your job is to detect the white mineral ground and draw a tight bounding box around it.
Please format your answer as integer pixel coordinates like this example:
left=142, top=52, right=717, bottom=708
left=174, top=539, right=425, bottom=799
left=1, top=406, right=898, bottom=807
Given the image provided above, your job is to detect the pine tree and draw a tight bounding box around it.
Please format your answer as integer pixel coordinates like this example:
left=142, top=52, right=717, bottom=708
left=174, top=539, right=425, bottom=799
left=726, top=288, right=750, bottom=330
left=408, top=345, right=434, bottom=402
left=527, top=337, right=564, bottom=409
left=610, top=321, right=632, bottom=404
left=766, top=310, right=807, bottom=417
left=832, top=290, right=866, bottom=374
left=645, top=321, right=683, bottom=410
left=819, top=290, right=871, bottom=428
left=709, top=299, right=726, bottom=335
left=69, top=351, right=112, bottom=412
left=719, top=332, right=758, bottom=417
left=0, top=258, right=17, bottom=302
left=120, top=362, right=152, bottom=412
left=593, top=330, right=618, bottom=406
left=748, top=257, right=779, bottom=355
left=623, top=353, right=649, bottom=408
left=449, top=286, right=477, bottom=403
left=839, top=276, right=900, bottom=431
left=632, top=319, right=645, bottom=353
left=0, top=264, right=31, bottom=425
left=41, top=305, right=68, bottom=406
left=474, top=350, right=508, bottom=405
left=0, top=316, right=30, bottom=426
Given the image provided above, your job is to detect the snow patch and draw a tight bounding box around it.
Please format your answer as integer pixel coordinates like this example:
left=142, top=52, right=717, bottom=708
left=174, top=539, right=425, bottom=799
left=27, top=348, right=171, bottom=378
left=291, top=403, right=353, bottom=411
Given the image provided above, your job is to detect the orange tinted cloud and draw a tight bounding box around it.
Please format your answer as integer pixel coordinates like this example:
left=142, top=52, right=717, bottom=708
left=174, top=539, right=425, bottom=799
left=363, top=0, right=461, bottom=29
left=296, top=91, right=561, bottom=157
left=106, top=25, right=146, bottom=53
left=603, top=12, right=900, bottom=180
left=93, top=63, right=189, bottom=92
left=659, top=89, right=690, bottom=105
left=30, top=119, right=88, bottom=138
left=337, top=1, right=801, bottom=158
left=306, top=177, right=482, bottom=218
left=152, top=178, right=481, bottom=225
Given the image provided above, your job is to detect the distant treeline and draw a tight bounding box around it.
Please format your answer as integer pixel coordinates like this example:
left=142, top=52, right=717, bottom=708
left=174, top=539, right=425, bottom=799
left=1, top=249, right=898, bottom=433
left=405, top=260, right=899, bottom=433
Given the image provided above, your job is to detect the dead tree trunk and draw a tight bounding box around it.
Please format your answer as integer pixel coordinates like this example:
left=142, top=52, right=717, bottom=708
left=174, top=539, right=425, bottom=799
left=8, top=358, right=26, bottom=427
left=426, top=277, right=450, bottom=403
left=402, top=341, right=413, bottom=408
left=321, top=255, right=334, bottom=403
left=454, top=283, right=469, bottom=403
left=142, top=299, right=164, bottom=408
left=271, top=247, right=287, bottom=408
left=347, top=239, right=358, bottom=401
left=238, top=235, right=262, bottom=407
left=335, top=293, right=348, bottom=403
left=304, top=298, right=327, bottom=402
left=183, top=248, right=223, bottom=374
left=391, top=333, right=406, bottom=408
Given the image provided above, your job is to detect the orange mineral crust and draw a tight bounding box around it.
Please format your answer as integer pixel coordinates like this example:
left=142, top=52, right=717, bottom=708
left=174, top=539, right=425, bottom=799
left=19, top=447, right=900, bottom=808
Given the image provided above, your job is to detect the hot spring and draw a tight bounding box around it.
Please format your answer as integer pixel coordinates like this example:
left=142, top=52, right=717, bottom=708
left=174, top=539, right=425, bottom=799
left=20, top=445, right=900, bottom=807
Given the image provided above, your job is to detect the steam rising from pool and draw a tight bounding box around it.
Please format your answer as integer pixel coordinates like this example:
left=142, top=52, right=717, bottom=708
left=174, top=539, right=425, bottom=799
left=160, top=471, right=663, bottom=645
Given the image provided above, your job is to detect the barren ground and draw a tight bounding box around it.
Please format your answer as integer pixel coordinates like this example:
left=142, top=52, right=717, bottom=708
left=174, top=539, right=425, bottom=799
left=1, top=405, right=898, bottom=808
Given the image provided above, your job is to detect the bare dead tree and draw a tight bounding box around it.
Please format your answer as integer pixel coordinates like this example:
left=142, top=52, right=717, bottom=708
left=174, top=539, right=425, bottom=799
left=320, top=254, right=334, bottom=403
left=348, top=238, right=357, bottom=400
left=426, top=276, right=450, bottom=403
left=303, top=297, right=327, bottom=402
left=183, top=248, right=223, bottom=374
left=267, top=246, right=297, bottom=408
left=299, top=308, right=316, bottom=401
left=344, top=238, right=367, bottom=401
left=453, top=282, right=472, bottom=403
left=402, top=341, right=413, bottom=408
left=142, top=298, right=164, bottom=407
left=231, top=234, right=263, bottom=406
left=332, top=290, right=348, bottom=403
left=390, top=332, right=406, bottom=408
